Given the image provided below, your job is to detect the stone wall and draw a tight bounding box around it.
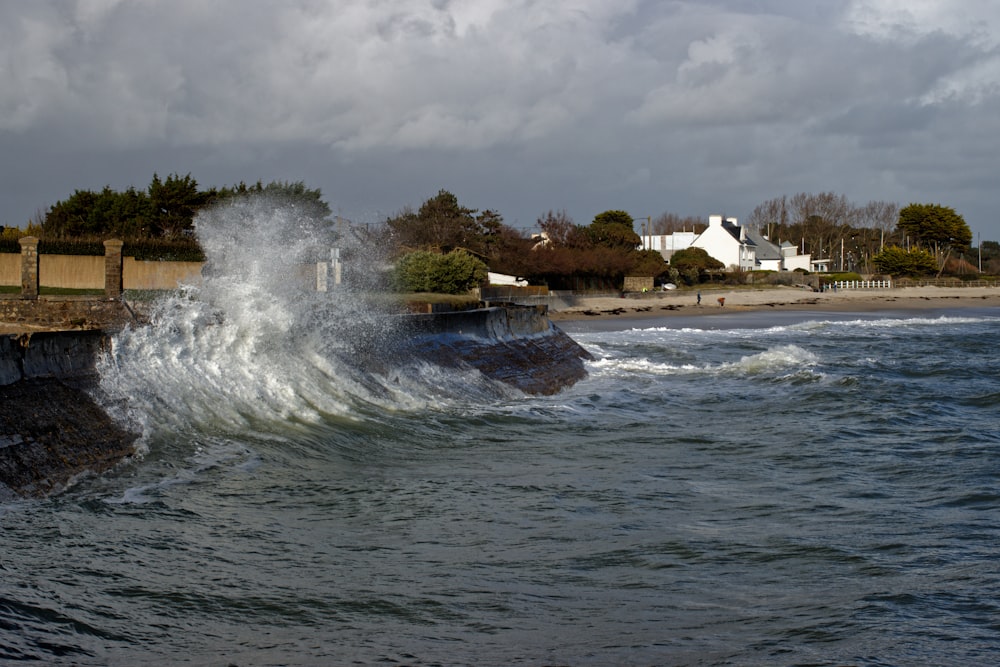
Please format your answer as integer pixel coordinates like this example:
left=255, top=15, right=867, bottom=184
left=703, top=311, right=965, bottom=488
left=0, top=297, right=137, bottom=332
left=623, top=276, right=654, bottom=292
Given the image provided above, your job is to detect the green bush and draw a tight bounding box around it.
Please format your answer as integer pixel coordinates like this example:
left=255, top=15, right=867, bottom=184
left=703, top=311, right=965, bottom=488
left=122, top=238, right=205, bottom=262
left=825, top=272, right=863, bottom=282
left=38, top=239, right=107, bottom=256
left=0, top=236, right=205, bottom=261
left=394, top=249, right=488, bottom=294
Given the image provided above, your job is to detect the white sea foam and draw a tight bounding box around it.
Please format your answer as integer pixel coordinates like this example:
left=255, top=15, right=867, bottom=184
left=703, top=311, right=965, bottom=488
left=96, top=195, right=447, bottom=442
left=720, top=344, right=819, bottom=374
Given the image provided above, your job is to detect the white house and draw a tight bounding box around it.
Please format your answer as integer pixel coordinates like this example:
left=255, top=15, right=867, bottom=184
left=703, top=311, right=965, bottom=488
left=781, top=242, right=812, bottom=272
left=665, top=214, right=813, bottom=272
left=691, top=215, right=756, bottom=271
left=642, top=231, right=697, bottom=261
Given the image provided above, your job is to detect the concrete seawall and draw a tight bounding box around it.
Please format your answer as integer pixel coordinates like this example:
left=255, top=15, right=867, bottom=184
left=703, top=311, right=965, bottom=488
left=0, top=304, right=591, bottom=498
left=395, top=305, right=592, bottom=395
left=0, top=330, right=137, bottom=500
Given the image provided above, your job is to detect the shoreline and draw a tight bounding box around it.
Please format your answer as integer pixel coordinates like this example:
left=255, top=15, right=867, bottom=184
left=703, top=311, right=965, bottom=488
left=547, top=285, right=1000, bottom=322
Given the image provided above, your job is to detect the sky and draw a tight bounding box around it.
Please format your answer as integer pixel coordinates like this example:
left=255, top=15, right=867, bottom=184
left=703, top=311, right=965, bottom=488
left=2, top=0, right=999, bottom=241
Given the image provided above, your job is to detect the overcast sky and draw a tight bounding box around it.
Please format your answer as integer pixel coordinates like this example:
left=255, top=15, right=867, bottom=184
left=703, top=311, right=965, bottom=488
left=3, top=0, right=999, bottom=241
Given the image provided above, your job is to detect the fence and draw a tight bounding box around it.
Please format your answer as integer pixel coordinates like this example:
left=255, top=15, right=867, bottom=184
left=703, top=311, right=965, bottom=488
left=829, top=279, right=893, bottom=291
left=0, top=238, right=204, bottom=295
left=894, top=278, right=1000, bottom=288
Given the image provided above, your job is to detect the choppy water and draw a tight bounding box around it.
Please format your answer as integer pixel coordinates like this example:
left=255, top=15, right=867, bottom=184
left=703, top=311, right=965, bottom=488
left=3, top=200, right=1000, bottom=665
left=2, top=304, right=998, bottom=666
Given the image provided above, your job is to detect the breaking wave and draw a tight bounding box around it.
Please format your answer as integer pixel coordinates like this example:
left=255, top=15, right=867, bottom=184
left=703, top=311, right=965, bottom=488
left=95, top=196, right=493, bottom=448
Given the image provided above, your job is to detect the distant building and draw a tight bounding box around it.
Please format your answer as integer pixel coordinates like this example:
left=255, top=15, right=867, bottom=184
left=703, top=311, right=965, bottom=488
left=691, top=215, right=756, bottom=271
left=644, top=214, right=813, bottom=272
left=642, top=231, right=697, bottom=261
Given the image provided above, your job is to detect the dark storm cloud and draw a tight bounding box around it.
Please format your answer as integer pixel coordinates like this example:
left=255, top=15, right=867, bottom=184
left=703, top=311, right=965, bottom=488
left=1, top=0, right=998, bottom=237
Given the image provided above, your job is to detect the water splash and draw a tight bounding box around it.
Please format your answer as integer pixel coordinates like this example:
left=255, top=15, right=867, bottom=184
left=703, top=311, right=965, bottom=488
left=96, top=196, right=435, bottom=444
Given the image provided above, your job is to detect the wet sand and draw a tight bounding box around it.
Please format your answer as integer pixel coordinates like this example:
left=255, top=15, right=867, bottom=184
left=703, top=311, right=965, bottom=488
left=548, top=285, right=1000, bottom=322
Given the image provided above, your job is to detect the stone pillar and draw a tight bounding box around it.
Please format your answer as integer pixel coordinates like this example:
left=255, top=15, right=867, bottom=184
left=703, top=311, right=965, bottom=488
left=18, top=236, right=39, bottom=300
left=104, top=239, right=124, bottom=299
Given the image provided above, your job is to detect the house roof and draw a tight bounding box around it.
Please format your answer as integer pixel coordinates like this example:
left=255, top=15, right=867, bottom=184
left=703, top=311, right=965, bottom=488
left=718, top=219, right=756, bottom=246
left=741, top=226, right=781, bottom=261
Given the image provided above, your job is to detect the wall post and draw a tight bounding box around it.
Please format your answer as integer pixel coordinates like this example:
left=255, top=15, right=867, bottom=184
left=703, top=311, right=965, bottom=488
left=103, top=239, right=124, bottom=298
left=18, top=236, right=39, bottom=300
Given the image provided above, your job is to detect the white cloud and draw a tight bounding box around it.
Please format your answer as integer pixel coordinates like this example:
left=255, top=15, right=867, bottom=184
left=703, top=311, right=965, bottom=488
left=845, top=0, right=1000, bottom=46
left=2, top=1, right=1000, bottom=238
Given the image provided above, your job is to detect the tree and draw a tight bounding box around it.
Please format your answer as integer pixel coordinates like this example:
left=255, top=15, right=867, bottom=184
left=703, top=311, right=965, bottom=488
left=669, top=247, right=724, bottom=284
left=747, top=193, right=905, bottom=273
left=872, top=246, right=938, bottom=276
left=39, top=174, right=332, bottom=241
left=536, top=210, right=589, bottom=249
left=630, top=249, right=669, bottom=278
left=216, top=180, right=331, bottom=223
left=148, top=173, right=210, bottom=238
left=386, top=189, right=499, bottom=256
left=897, top=203, right=972, bottom=253
left=652, top=212, right=704, bottom=235
left=588, top=210, right=641, bottom=251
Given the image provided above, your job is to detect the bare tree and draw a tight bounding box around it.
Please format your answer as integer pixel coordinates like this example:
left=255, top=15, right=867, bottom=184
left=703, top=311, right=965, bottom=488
left=746, top=196, right=789, bottom=240
left=536, top=209, right=592, bottom=249
left=651, top=212, right=704, bottom=235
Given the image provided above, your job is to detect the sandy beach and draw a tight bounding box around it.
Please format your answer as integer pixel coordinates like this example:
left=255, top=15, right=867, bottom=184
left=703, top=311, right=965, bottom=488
left=547, top=285, right=1000, bottom=322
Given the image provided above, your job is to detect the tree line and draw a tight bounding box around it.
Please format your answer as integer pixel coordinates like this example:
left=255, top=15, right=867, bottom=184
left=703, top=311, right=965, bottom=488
left=35, top=174, right=330, bottom=240
left=11, top=176, right=998, bottom=292
left=384, top=192, right=667, bottom=292
left=745, top=193, right=983, bottom=276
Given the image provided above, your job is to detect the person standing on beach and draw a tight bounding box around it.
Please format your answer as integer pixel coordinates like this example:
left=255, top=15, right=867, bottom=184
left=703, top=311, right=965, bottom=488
left=697, top=291, right=701, bottom=306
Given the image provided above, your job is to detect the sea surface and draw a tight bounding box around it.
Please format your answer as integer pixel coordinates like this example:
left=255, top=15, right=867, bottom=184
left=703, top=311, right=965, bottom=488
left=2, top=300, right=998, bottom=666
left=3, top=203, right=1000, bottom=666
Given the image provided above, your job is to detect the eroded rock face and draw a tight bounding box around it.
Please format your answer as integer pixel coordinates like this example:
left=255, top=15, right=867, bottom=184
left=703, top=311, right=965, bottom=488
left=0, top=379, right=138, bottom=498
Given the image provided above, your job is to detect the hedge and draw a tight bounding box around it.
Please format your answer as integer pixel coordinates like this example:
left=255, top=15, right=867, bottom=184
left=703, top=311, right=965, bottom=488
left=0, top=236, right=205, bottom=262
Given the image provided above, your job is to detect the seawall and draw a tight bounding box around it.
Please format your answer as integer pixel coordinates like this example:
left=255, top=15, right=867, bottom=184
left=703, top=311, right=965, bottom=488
left=0, top=303, right=591, bottom=498
left=395, top=305, right=592, bottom=395
left=0, top=330, right=137, bottom=499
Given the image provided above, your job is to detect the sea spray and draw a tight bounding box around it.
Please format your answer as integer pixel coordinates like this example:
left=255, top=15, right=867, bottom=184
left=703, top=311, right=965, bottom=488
left=96, top=195, right=428, bottom=444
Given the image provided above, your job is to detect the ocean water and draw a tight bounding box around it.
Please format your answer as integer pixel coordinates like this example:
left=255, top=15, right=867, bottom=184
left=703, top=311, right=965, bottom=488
left=2, top=304, right=998, bottom=666
left=2, top=201, right=999, bottom=666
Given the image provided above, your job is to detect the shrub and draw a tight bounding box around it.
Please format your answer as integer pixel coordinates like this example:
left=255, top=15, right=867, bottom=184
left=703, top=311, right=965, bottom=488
left=0, top=234, right=205, bottom=261
left=394, top=249, right=488, bottom=294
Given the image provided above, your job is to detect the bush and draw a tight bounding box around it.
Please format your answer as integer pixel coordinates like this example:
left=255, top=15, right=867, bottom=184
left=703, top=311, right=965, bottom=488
left=394, top=249, right=488, bottom=294
left=825, top=272, right=863, bottom=282
left=0, top=234, right=205, bottom=261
